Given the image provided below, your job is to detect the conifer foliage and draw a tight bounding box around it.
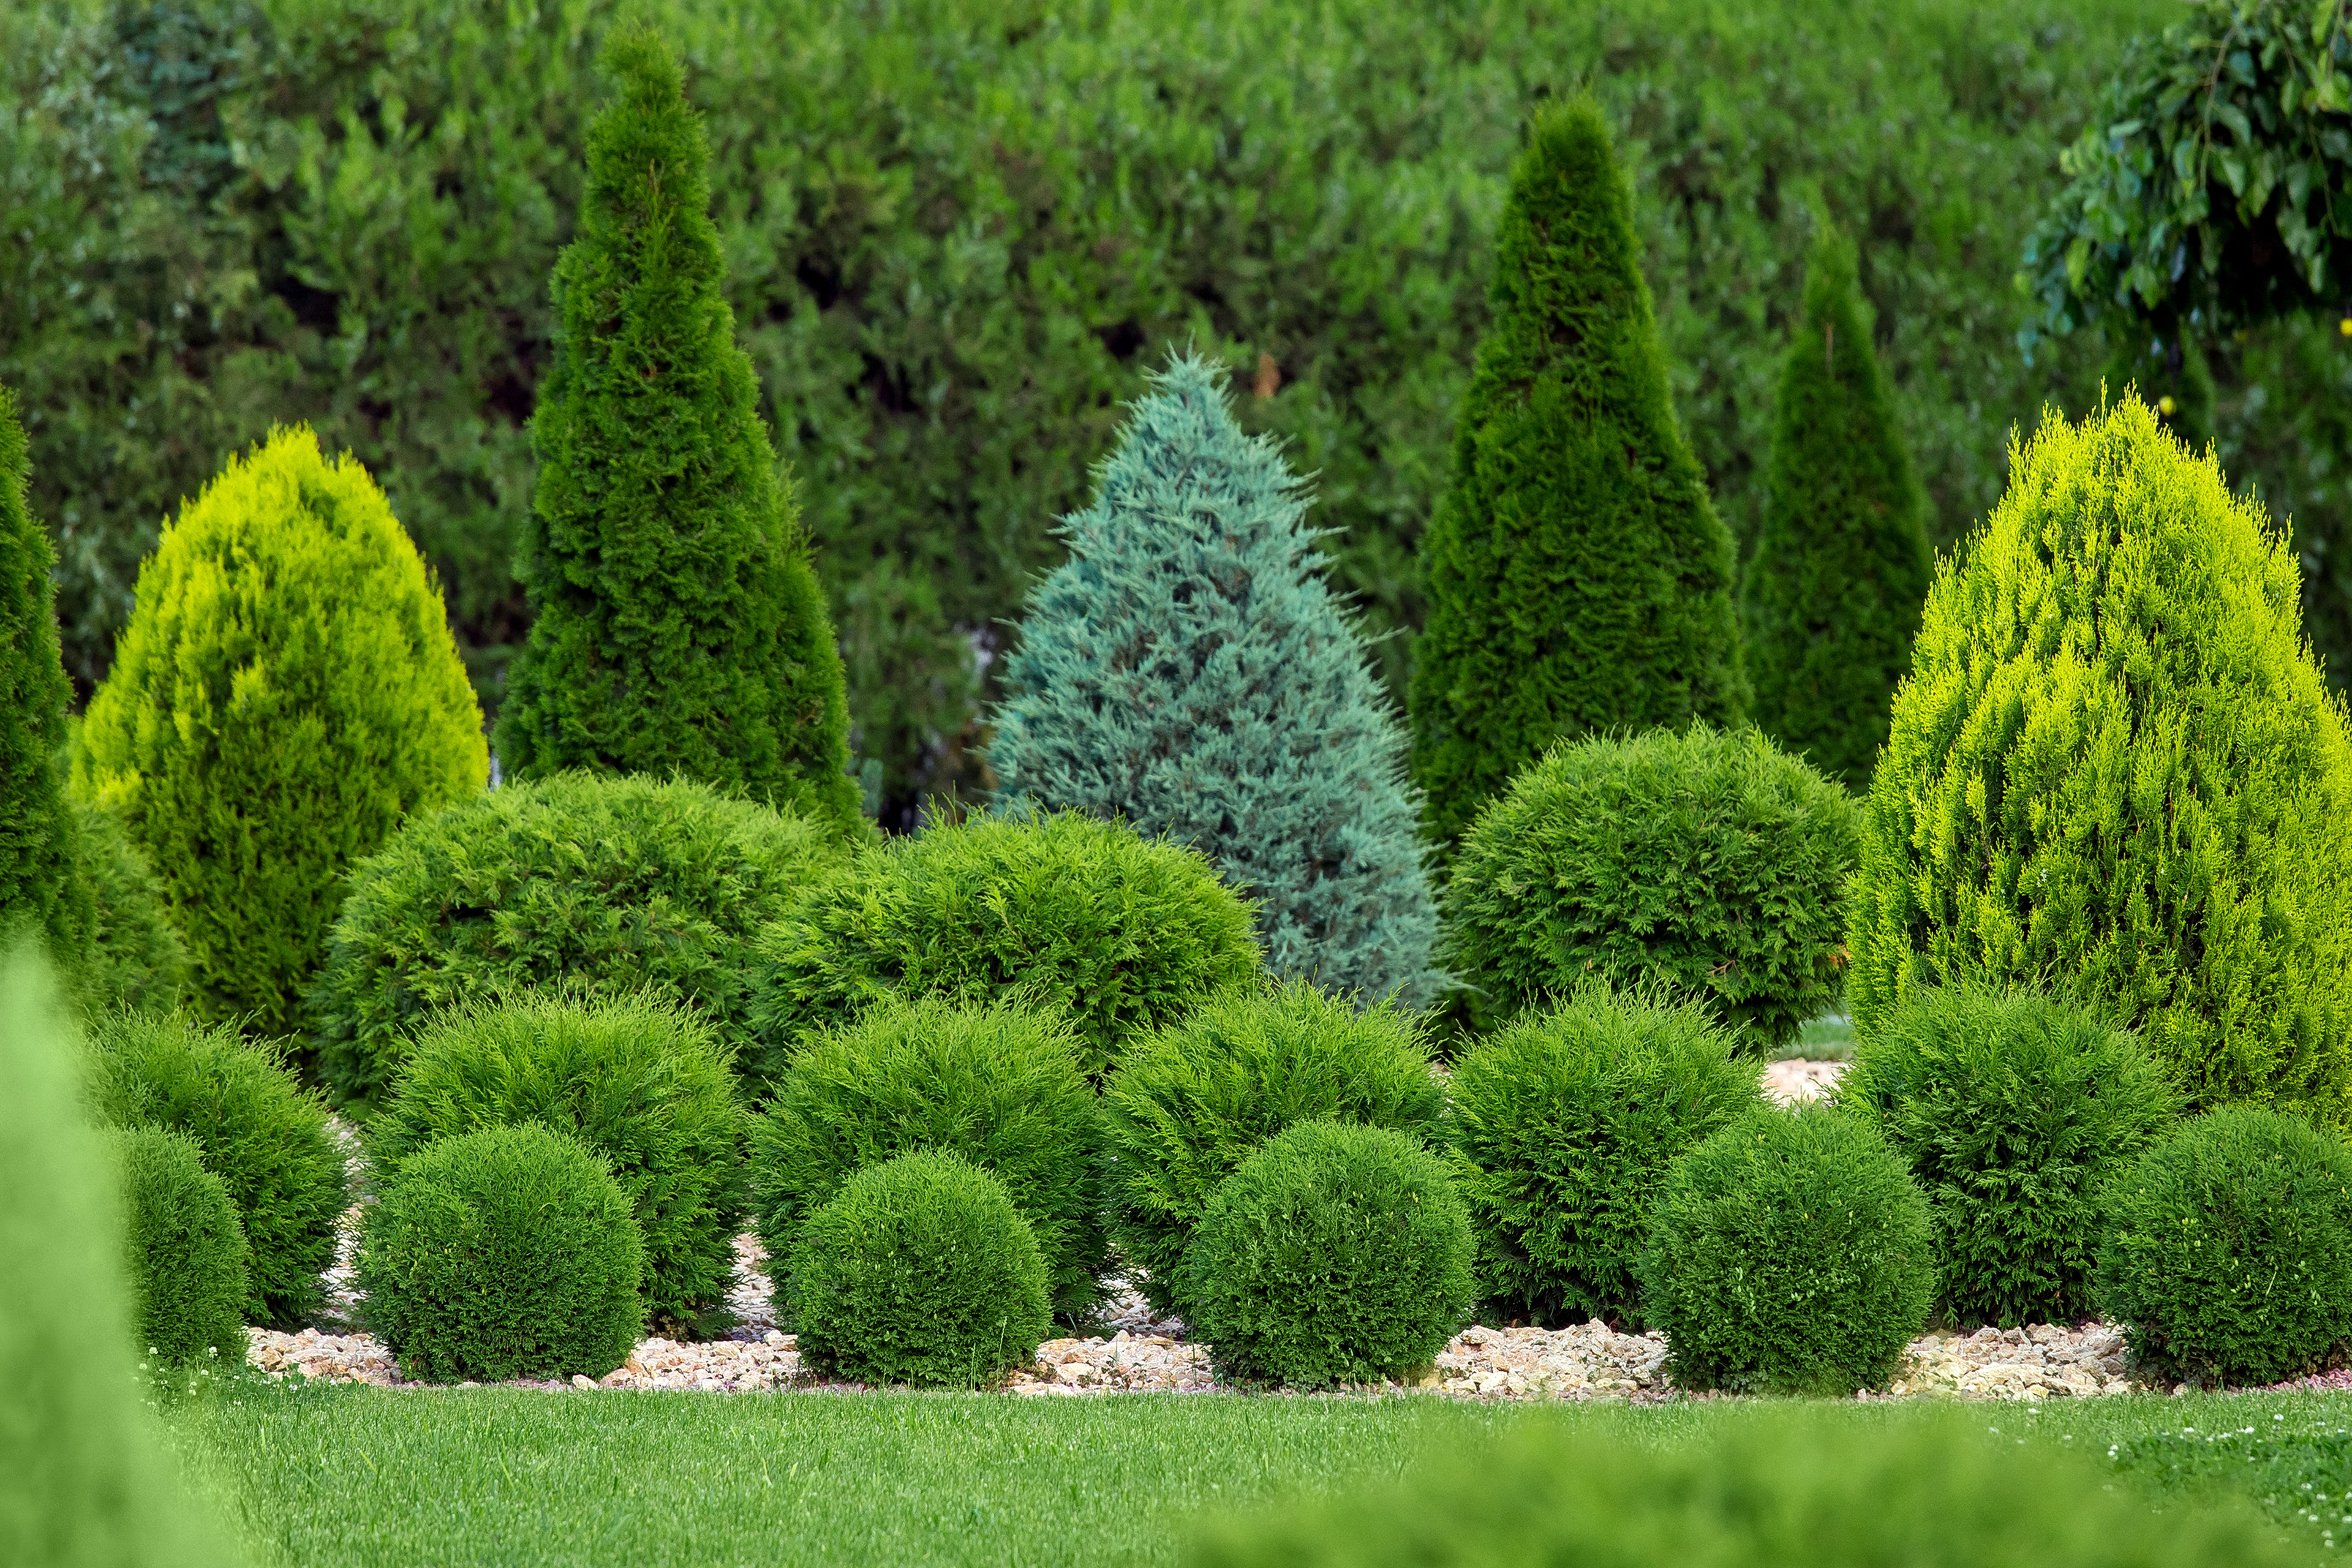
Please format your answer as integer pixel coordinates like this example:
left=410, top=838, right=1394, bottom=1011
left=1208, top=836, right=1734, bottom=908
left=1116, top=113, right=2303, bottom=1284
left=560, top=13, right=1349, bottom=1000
left=0, top=386, right=88, bottom=962
left=494, top=25, right=862, bottom=839
left=991, top=353, right=1439, bottom=1002
left=1409, top=100, right=1747, bottom=846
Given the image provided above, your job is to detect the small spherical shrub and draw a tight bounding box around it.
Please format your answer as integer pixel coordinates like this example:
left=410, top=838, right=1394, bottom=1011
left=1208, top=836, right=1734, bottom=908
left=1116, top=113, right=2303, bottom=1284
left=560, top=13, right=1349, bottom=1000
left=746, top=807, right=1262, bottom=1085
left=83, top=1011, right=348, bottom=1330
left=311, top=771, right=842, bottom=1115
left=1840, top=983, right=2180, bottom=1327
left=2096, top=1106, right=2352, bottom=1387
left=1103, top=981, right=1447, bottom=1313
left=356, top=1122, right=644, bottom=1384
left=1180, top=1120, right=1473, bottom=1388
left=107, top=1126, right=251, bottom=1368
left=368, top=992, right=748, bottom=1333
left=1438, top=725, right=1860, bottom=1052
left=66, top=799, right=187, bottom=1016
left=791, top=1148, right=1053, bottom=1389
left=1638, top=1106, right=1933, bottom=1395
left=752, top=997, right=1101, bottom=1320
left=1447, top=985, right=1762, bottom=1328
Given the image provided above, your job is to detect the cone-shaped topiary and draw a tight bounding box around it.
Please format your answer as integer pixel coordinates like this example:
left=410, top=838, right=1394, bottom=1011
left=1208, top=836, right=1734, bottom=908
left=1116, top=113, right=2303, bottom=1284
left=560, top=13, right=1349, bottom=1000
left=1738, top=229, right=1933, bottom=791
left=1849, top=398, right=2352, bottom=1126
left=990, top=352, right=1439, bottom=1004
left=74, top=426, right=488, bottom=1047
left=1408, top=99, right=1747, bottom=848
left=493, top=24, right=861, bottom=839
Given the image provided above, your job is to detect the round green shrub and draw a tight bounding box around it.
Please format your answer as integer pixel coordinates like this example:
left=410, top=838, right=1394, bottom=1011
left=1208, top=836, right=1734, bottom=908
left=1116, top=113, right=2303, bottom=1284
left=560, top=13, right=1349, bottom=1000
left=1638, top=1106, right=1934, bottom=1395
left=311, top=770, right=842, bottom=1116
left=83, top=1011, right=349, bottom=1331
left=791, top=1148, right=1052, bottom=1389
left=1180, top=1120, right=1473, bottom=1389
left=66, top=799, right=187, bottom=1016
left=107, top=1125, right=251, bottom=1369
left=2096, top=1106, right=2352, bottom=1387
left=752, top=997, right=1101, bottom=1321
left=747, top=807, right=1262, bottom=1085
left=1447, top=985, right=1762, bottom=1328
left=1438, top=725, right=1860, bottom=1053
left=1102, top=981, right=1447, bottom=1313
left=356, top=1121, right=644, bottom=1384
left=1840, top=983, right=2180, bottom=1328
left=368, top=992, right=748, bottom=1334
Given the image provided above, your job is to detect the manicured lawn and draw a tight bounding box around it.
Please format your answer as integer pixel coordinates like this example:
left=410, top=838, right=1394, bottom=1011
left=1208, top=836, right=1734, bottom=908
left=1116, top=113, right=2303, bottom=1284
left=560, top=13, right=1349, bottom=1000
left=1787, top=1014, right=1856, bottom=1060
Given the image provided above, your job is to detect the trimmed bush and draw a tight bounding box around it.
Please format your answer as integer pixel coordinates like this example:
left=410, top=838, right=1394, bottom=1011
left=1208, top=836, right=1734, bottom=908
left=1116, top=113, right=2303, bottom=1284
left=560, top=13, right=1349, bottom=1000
left=1849, top=398, right=2352, bottom=1125
left=66, top=800, right=187, bottom=1017
left=1638, top=1107, right=1934, bottom=1395
left=356, top=1121, right=644, bottom=1384
left=2096, top=1106, right=2352, bottom=1388
left=1447, top=986, right=1763, bottom=1328
left=73, top=425, right=487, bottom=1042
left=747, top=809, right=1261, bottom=1084
left=311, top=771, right=840, bottom=1116
left=1179, top=1120, right=1473, bottom=1388
left=107, top=1126, right=251, bottom=1370
left=1839, top=984, right=2179, bottom=1327
left=752, top=997, right=1101, bottom=1321
left=1439, top=726, right=1860, bottom=1052
left=83, top=1012, right=348, bottom=1332
left=791, top=1149, right=1052, bottom=1389
left=1103, top=981, right=1447, bottom=1313
left=368, top=992, right=748, bottom=1333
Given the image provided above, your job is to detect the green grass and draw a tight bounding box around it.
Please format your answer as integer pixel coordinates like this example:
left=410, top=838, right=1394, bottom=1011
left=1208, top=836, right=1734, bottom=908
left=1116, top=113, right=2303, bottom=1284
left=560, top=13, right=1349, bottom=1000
left=1780, top=1014, right=1856, bottom=1061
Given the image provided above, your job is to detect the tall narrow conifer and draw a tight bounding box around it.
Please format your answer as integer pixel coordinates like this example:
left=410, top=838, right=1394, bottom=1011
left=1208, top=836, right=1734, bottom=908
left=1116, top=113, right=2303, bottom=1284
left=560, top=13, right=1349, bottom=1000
left=0, top=387, right=88, bottom=959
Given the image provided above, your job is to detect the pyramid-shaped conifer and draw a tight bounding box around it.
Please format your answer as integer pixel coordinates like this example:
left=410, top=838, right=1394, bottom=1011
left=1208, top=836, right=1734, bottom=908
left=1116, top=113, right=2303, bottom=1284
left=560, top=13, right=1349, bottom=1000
left=0, top=387, right=87, bottom=959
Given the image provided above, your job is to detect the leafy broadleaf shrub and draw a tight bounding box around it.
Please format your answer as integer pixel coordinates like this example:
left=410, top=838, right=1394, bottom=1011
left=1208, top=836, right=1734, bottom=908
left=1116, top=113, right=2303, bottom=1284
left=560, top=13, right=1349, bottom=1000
left=107, top=1125, right=251, bottom=1369
left=311, top=771, right=840, bottom=1116
left=356, top=1121, right=645, bottom=1384
left=1447, top=986, right=1763, bottom=1328
left=67, top=797, right=186, bottom=1017
left=1439, top=726, right=1860, bottom=1052
left=747, top=809, right=1261, bottom=1083
left=2096, top=1106, right=2352, bottom=1388
left=1179, top=1120, right=1474, bottom=1389
left=1102, top=981, right=1447, bottom=1313
left=751, top=997, right=1101, bottom=1321
left=1839, top=984, right=2180, bottom=1327
left=83, top=1011, right=349, bottom=1331
left=368, top=992, right=748, bottom=1333
left=791, top=1148, right=1052, bottom=1389
left=1638, top=1107, right=1934, bottom=1395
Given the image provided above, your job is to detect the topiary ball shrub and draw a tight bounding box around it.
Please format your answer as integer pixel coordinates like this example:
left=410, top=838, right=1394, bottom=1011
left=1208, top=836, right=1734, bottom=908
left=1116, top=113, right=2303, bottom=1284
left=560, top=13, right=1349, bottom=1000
left=1179, top=1120, right=1473, bottom=1389
left=66, top=799, right=187, bottom=1016
left=83, top=1011, right=348, bottom=1331
left=1447, top=985, right=1762, bottom=1329
left=356, top=1121, right=644, bottom=1384
left=1638, top=1106, right=1933, bottom=1395
left=311, top=770, right=842, bottom=1116
left=1839, top=983, right=2180, bottom=1328
left=107, top=1126, right=251, bottom=1370
left=1439, top=725, right=1859, bottom=1054
left=1102, top=980, right=1447, bottom=1313
left=791, top=1148, right=1053, bottom=1389
left=752, top=997, right=1101, bottom=1321
left=368, top=992, right=748, bottom=1335
left=747, top=807, right=1262, bottom=1085
left=2095, top=1106, right=2352, bottom=1388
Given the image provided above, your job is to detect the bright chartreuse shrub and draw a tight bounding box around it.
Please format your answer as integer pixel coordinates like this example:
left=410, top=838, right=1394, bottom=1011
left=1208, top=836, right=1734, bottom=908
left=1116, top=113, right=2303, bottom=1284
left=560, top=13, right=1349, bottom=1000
left=66, top=801, right=186, bottom=1017
left=367, top=992, right=748, bottom=1335
left=1438, top=726, right=1860, bottom=1053
left=106, top=1125, right=251, bottom=1370
left=1848, top=398, right=2352, bottom=1126
left=1838, top=983, right=2180, bottom=1329
left=790, top=1148, right=1053, bottom=1389
left=1447, top=986, right=1762, bottom=1329
left=72, top=425, right=488, bottom=1044
left=356, top=1121, right=645, bottom=1384
left=492, top=25, right=861, bottom=838
left=1738, top=229, right=1933, bottom=791
left=310, top=771, right=840, bottom=1117
left=750, top=997, right=1101, bottom=1321
left=1101, top=981, right=1447, bottom=1314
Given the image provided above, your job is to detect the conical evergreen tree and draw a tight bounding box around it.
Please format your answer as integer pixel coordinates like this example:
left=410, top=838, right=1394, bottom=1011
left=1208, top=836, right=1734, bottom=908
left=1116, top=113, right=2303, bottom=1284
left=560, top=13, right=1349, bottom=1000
left=1739, top=230, right=1934, bottom=790
left=990, top=352, right=1441, bottom=1004
left=1409, top=100, right=1747, bottom=848
left=494, top=25, right=862, bottom=838
left=0, top=386, right=88, bottom=960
